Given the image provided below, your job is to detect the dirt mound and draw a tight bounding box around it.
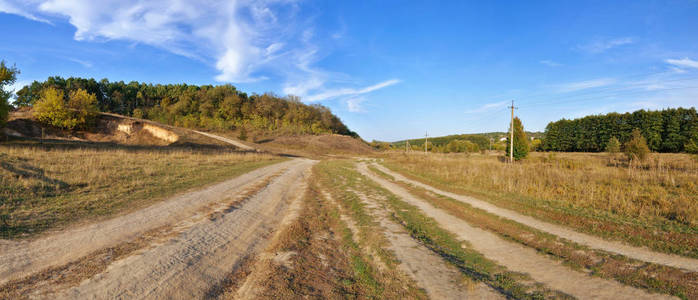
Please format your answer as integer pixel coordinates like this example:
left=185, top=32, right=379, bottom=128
left=2, top=112, right=231, bottom=148
left=257, top=134, right=374, bottom=157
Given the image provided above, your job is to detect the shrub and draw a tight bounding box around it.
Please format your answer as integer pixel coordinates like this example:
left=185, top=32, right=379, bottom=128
left=605, top=137, right=621, bottom=153
left=624, top=129, right=650, bottom=161
left=34, top=87, right=98, bottom=129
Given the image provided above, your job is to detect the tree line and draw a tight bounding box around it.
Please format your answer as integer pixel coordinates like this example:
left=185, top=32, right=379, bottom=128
left=13, top=76, right=357, bottom=137
left=542, top=108, right=698, bottom=153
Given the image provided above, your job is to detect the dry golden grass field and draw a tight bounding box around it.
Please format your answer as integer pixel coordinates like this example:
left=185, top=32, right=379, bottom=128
left=380, top=151, right=698, bottom=257
left=0, top=140, right=281, bottom=239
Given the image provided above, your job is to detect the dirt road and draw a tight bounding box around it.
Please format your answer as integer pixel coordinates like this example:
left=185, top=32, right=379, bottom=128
left=193, top=130, right=256, bottom=151
left=358, top=162, right=675, bottom=300
left=370, top=162, right=698, bottom=272
left=0, top=158, right=315, bottom=298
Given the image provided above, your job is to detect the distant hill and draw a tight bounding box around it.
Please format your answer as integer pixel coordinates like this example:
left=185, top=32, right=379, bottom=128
left=391, top=131, right=543, bottom=150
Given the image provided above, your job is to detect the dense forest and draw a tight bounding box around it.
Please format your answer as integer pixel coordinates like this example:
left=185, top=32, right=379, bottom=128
left=542, top=108, right=698, bottom=152
left=14, top=76, right=357, bottom=137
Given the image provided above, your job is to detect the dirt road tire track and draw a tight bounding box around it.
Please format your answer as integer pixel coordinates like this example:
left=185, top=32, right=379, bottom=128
left=0, top=159, right=303, bottom=286
left=49, top=159, right=315, bottom=299
left=351, top=188, right=503, bottom=299
left=358, top=162, right=675, bottom=300
left=371, top=162, right=698, bottom=272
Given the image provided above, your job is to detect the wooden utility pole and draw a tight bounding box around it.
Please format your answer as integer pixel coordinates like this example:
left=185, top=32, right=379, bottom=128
left=424, top=132, right=428, bottom=154
left=508, top=100, right=517, bottom=163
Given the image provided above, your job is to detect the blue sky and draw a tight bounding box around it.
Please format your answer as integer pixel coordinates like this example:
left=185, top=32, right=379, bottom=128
left=1, top=0, right=698, bottom=141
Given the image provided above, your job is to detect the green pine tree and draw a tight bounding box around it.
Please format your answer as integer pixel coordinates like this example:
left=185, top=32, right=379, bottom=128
left=605, top=137, right=621, bottom=153
left=506, top=117, right=529, bottom=161
left=624, top=128, right=650, bottom=161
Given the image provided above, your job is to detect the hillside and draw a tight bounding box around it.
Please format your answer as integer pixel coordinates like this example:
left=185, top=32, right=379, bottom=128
left=3, top=109, right=374, bottom=158
left=14, top=77, right=358, bottom=139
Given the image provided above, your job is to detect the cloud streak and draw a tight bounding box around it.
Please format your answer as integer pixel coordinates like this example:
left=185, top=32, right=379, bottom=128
left=579, top=37, right=633, bottom=53
left=666, top=58, right=698, bottom=69
left=554, top=78, right=616, bottom=93
left=465, top=100, right=509, bottom=114
left=539, top=60, right=562, bottom=67
left=0, top=0, right=51, bottom=24
left=305, top=79, right=401, bottom=102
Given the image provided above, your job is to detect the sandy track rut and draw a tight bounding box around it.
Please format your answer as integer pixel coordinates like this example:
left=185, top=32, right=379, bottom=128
left=351, top=189, right=502, bottom=299
left=0, top=159, right=305, bottom=286
left=358, top=162, right=675, bottom=300
left=50, top=159, right=314, bottom=299
left=371, top=162, right=698, bottom=272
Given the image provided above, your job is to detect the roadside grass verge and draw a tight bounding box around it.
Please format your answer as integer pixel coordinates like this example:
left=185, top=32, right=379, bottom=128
left=368, top=165, right=697, bottom=300
left=379, top=152, right=698, bottom=258
left=321, top=160, right=571, bottom=299
left=0, top=142, right=282, bottom=239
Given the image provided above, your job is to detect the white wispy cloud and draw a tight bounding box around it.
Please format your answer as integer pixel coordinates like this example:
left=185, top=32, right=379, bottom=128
left=465, top=100, right=509, bottom=114
left=579, top=37, right=633, bottom=53
left=305, top=79, right=401, bottom=102
left=539, top=60, right=562, bottom=67
left=554, top=78, right=616, bottom=93
left=2, top=0, right=396, bottom=102
left=0, top=0, right=51, bottom=24
left=346, top=97, right=366, bottom=112
left=665, top=58, right=698, bottom=69
left=65, top=57, right=93, bottom=68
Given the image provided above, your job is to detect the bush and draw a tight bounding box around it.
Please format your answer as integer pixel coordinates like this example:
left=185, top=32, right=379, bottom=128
left=624, top=129, right=650, bottom=161
left=34, top=87, right=98, bottom=129
left=605, top=137, right=621, bottom=153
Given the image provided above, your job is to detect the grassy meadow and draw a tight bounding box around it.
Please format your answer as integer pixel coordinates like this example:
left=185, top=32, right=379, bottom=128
left=380, top=151, right=698, bottom=257
left=0, top=141, right=282, bottom=239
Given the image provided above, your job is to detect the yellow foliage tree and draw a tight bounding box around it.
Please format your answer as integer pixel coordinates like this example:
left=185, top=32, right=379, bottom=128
left=34, top=87, right=98, bottom=129
left=67, top=89, right=99, bottom=127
